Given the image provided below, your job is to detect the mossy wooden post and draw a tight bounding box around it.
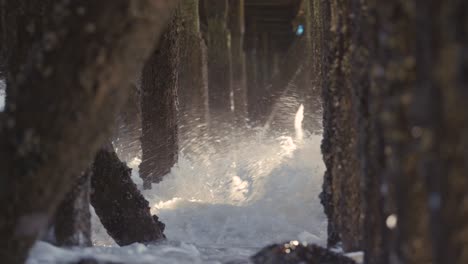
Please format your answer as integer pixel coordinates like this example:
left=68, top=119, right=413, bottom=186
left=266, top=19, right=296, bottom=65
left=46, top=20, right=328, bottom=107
left=1, top=0, right=51, bottom=111
left=319, top=0, right=467, bottom=263
left=372, top=1, right=468, bottom=263
left=371, top=1, right=434, bottom=263
left=204, top=0, right=233, bottom=124
left=317, top=0, right=340, bottom=249
left=1, top=0, right=94, bottom=249
left=178, top=0, right=209, bottom=150
left=0, top=0, right=179, bottom=261
left=320, top=0, right=363, bottom=252
left=424, top=2, right=468, bottom=262
left=228, top=0, right=248, bottom=125
left=345, top=1, right=389, bottom=263
left=139, top=14, right=180, bottom=189
left=91, top=142, right=165, bottom=246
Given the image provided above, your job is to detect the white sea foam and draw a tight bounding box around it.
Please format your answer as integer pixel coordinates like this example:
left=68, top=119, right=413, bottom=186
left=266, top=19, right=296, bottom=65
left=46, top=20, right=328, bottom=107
left=29, top=106, right=327, bottom=263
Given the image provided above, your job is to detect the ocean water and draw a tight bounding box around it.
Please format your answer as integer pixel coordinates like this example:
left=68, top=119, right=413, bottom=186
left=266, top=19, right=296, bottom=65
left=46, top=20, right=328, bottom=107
left=28, top=106, right=328, bottom=264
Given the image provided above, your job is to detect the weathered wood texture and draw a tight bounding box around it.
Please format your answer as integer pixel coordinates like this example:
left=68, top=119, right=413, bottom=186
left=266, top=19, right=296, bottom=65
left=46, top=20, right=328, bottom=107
left=319, top=0, right=468, bottom=263
left=0, top=0, right=178, bottom=262
left=1, top=0, right=52, bottom=110
left=351, top=2, right=389, bottom=263
left=371, top=0, right=468, bottom=263
left=54, top=170, right=92, bottom=247
left=316, top=0, right=340, bottom=248
left=319, top=0, right=363, bottom=251
left=91, top=143, right=165, bottom=246
left=139, top=14, right=180, bottom=188
left=424, top=2, right=468, bottom=262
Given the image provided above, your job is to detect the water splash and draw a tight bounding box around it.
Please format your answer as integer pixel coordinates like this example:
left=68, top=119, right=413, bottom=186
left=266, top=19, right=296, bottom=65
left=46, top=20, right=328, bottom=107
left=30, top=108, right=327, bottom=263
left=295, top=104, right=305, bottom=141
left=91, top=119, right=327, bottom=259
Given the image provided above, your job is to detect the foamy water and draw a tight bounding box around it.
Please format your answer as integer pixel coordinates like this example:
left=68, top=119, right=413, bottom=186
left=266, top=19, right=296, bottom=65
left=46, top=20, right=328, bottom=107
left=28, top=107, right=327, bottom=263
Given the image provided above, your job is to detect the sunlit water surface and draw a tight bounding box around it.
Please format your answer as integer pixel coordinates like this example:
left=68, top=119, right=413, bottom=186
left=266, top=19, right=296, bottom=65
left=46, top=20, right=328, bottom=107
left=28, top=106, right=327, bottom=264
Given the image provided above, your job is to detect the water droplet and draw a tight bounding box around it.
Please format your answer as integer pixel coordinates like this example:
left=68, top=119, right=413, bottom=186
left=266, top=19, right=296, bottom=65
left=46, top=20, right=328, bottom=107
left=386, top=214, right=398, bottom=229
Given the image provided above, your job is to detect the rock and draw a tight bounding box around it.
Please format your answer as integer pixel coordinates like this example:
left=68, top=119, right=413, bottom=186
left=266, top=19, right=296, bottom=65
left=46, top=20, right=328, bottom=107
left=251, top=241, right=356, bottom=264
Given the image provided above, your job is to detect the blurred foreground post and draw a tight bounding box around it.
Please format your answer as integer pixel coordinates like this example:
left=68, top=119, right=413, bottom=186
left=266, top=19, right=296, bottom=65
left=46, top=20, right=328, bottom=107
left=370, top=0, right=468, bottom=263
left=0, top=0, right=178, bottom=262
left=54, top=170, right=92, bottom=247
left=319, top=0, right=468, bottom=263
